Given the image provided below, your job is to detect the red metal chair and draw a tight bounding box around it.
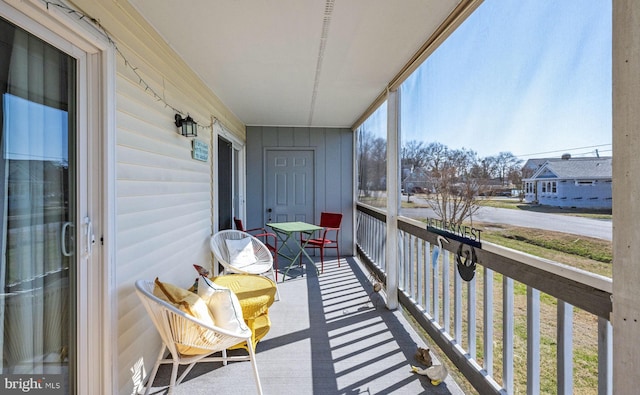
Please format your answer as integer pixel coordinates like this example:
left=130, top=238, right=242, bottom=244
left=233, top=217, right=278, bottom=280
left=300, top=212, right=342, bottom=273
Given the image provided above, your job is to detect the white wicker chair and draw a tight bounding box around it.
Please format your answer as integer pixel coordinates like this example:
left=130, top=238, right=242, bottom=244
left=135, top=280, right=263, bottom=395
left=210, top=230, right=280, bottom=300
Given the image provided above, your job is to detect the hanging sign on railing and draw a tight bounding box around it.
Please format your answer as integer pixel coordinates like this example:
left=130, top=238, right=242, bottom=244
left=426, top=218, right=482, bottom=248
left=426, top=218, right=481, bottom=281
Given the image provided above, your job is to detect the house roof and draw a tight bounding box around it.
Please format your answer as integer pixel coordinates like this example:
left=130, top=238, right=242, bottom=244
left=523, top=157, right=603, bottom=171
left=522, top=158, right=562, bottom=170
left=527, top=157, right=612, bottom=180
left=127, top=0, right=468, bottom=128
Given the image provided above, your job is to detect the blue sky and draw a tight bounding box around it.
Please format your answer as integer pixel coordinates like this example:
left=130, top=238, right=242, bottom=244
left=383, top=0, right=612, bottom=160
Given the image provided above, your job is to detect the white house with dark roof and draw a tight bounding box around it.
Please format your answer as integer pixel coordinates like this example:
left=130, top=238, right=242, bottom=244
left=523, top=157, right=612, bottom=209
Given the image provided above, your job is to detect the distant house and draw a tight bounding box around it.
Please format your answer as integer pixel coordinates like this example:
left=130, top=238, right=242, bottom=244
left=522, top=156, right=612, bottom=209
left=522, top=157, right=563, bottom=178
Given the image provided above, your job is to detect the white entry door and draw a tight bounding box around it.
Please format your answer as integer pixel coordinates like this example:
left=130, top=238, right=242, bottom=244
left=265, top=150, right=314, bottom=224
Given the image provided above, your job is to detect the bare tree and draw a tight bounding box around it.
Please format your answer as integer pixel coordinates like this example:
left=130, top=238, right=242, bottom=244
left=424, top=142, right=448, bottom=176
left=401, top=140, right=429, bottom=201
left=357, top=129, right=386, bottom=199
left=427, top=146, right=482, bottom=226
left=402, top=140, right=429, bottom=171
left=488, top=151, right=522, bottom=186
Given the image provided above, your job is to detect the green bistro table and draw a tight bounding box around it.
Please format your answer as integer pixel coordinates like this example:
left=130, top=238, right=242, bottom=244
left=267, top=221, right=323, bottom=280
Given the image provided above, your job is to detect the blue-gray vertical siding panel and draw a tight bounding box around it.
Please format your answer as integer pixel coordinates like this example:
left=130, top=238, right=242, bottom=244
left=246, top=126, right=265, bottom=227
left=246, top=126, right=354, bottom=255
left=295, top=127, right=311, bottom=147
left=311, top=130, right=326, bottom=222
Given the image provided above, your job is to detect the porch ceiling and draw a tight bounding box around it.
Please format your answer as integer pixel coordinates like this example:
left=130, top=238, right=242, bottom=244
left=128, top=0, right=461, bottom=128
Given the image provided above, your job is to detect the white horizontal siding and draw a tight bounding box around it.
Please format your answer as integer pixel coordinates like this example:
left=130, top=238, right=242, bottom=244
left=114, top=63, right=220, bottom=394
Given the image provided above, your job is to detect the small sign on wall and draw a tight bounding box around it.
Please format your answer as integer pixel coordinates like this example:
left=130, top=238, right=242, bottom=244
left=192, top=139, right=209, bottom=162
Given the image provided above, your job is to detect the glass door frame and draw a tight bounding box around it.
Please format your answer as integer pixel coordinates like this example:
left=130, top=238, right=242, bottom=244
left=213, top=121, right=246, bottom=235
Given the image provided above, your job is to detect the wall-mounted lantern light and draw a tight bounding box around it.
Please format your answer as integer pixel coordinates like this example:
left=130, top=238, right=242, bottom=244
left=175, top=114, right=197, bottom=137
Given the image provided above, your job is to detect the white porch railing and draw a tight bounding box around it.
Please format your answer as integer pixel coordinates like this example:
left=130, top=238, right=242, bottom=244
left=356, top=203, right=613, bottom=395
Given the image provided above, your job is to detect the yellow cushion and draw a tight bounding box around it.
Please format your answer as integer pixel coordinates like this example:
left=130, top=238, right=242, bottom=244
left=153, top=278, right=217, bottom=355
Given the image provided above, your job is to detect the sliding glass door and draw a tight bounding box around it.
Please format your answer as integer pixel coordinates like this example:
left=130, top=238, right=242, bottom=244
left=0, top=15, right=76, bottom=389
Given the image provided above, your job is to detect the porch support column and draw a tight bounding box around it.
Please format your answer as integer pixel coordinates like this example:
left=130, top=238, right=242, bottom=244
left=613, top=0, right=640, bottom=392
left=386, top=88, right=400, bottom=309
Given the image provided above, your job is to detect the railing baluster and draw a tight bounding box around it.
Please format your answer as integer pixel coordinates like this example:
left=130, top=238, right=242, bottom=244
left=398, top=232, right=405, bottom=290
left=409, top=235, right=418, bottom=298
left=433, top=244, right=439, bottom=323
left=503, top=276, right=514, bottom=394
left=378, top=218, right=386, bottom=271
left=484, top=267, right=494, bottom=377
left=370, top=215, right=375, bottom=265
left=407, top=233, right=412, bottom=295
left=367, top=215, right=372, bottom=260
left=454, top=261, right=462, bottom=345
left=407, top=234, right=413, bottom=296
left=558, top=300, right=574, bottom=395
left=598, top=316, right=612, bottom=395
left=443, top=250, right=450, bottom=332
left=468, top=277, right=476, bottom=360
left=527, top=287, right=540, bottom=395
left=417, top=239, right=424, bottom=308
left=381, top=220, right=386, bottom=272
left=371, top=216, right=376, bottom=261
left=425, top=241, right=431, bottom=316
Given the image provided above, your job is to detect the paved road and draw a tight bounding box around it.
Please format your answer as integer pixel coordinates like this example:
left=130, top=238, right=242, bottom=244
left=400, top=205, right=612, bottom=241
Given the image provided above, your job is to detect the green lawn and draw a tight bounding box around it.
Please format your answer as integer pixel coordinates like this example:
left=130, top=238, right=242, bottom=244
left=476, top=198, right=612, bottom=220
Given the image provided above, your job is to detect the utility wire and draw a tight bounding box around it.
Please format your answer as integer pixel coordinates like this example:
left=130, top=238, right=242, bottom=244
left=515, top=144, right=611, bottom=158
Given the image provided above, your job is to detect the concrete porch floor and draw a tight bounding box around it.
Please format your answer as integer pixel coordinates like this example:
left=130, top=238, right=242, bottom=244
left=145, top=256, right=466, bottom=394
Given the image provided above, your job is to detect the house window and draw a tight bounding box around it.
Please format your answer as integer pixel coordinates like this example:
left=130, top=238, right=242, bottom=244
left=552, top=181, right=557, bottom=193
left=576, top=180, right=594, bottom=186
left=541, top=182, right=546, bottom=193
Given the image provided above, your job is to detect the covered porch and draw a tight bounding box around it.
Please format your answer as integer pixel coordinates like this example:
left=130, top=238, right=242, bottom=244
left=4, top=0, right=632, bottom=393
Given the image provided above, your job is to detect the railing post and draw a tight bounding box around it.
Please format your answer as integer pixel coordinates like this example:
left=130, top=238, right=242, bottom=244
left=613, top=3, right=640, bottom=393
left=385, top=87, right=400, bottom=309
